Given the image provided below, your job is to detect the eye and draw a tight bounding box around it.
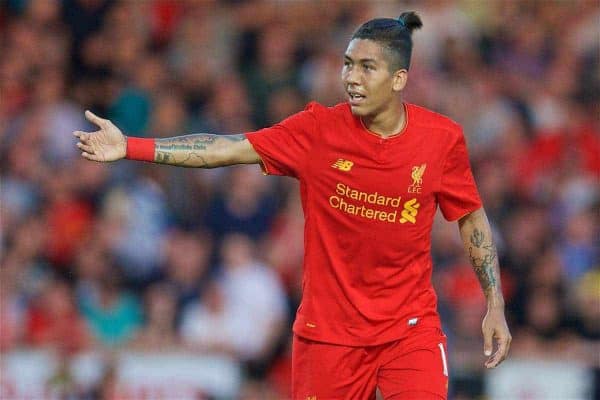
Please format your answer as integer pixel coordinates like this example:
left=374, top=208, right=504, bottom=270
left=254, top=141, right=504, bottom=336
left=343, top=60, right=351, bottom=67
left=363, top=64, right=375, bottom=71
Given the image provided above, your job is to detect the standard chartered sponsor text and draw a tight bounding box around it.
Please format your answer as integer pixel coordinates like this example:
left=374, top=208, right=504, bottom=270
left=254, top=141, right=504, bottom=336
left=329, top=183, right=402, bottom=223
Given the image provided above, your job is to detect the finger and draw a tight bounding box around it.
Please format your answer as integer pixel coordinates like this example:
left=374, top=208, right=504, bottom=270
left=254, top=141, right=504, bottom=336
left=483, top=329, right=493, bottom=357
left=493, top=335, right=512, bottom=367
left=485, top=337, right=509, bottom=368
left=81, top=152, right=101, bottom=162
left=85, top=110, right=107, bottom=128
left=74, top=131, right=91, bottom=143
left=77, top=142, right=95, bottom=154
left=485, top=352, right=504, bottom=368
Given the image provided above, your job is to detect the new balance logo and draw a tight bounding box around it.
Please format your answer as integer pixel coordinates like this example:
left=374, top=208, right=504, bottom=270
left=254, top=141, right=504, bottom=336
left=332, top=159, right=354, bottom=171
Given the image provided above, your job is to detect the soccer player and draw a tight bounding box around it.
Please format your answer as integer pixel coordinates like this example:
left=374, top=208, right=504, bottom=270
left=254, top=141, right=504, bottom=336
left=74, top=12, right=511, bottom=400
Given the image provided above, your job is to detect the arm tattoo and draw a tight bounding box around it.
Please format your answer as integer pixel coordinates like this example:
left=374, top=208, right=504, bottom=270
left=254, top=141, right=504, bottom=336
left=468, top=228, right=498, bottom=293
left=154, top=134, right=245, bottom=168
left=470, top=228, right=485, bottom=248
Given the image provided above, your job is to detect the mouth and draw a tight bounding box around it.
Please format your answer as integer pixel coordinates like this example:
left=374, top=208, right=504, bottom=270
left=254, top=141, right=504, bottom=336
left=347, top=91, right=366, bottom=106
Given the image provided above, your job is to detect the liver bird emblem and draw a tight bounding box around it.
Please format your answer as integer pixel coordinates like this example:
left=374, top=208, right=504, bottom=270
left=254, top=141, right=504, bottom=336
left=411, top=164, right=427, bottom=186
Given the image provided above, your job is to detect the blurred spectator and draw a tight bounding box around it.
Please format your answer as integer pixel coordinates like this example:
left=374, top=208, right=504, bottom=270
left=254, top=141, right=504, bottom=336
left=265, top=87, right=306, bottom=127
left=167, top=3, right=237, bottom=80
left=0, top=215, right=52, bottom=338
left=0, top=258, right=27, bottom=352
left=101, top=176, right=170, bottom=286
left=264, top=184, right=305, bottom=313
left=78, top=263, right=142, bottom=347
left=205, top=165, right=278, bottom=241
left=523, top=287, right=566, bottom=340
left=108, top=56, right=166, bottom=136
left=161, top=228, right=213, bottom=314
left=559, top=208, right=598, bottom=281
left=132, top=283, right=180, bottom=350
left=298, top=39, right=346, bottom=106
left=194, top=74, right=255, bottom=133
left=243, top=23, right=300, bottom=127
left=42, top=166, right=94, bottom=270
left=501, top=205, right=550, bottom=274
left=25, top=279, right=90, bottom=353
left=181, top=233, right=287, bottom=369
left=32, top=67, right=84, bottom=164
left=180, top=278, right=239, bottom=357
left=148, top=88, right=187, bottom=138
left=219, top=233, right=287, bottom=366
left=571, top=270, right=600, bottom=341
left=73, top=239, right=110, bottom=301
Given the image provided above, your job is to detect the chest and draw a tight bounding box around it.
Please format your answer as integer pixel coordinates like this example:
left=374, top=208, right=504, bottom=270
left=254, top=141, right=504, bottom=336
left=306, top=130, right=445, bottom=203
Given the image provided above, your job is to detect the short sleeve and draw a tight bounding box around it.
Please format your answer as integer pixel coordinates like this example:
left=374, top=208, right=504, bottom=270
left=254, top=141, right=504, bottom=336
left=245, top=102, right=318, bottom=178
left=437, top=129, right=482, bottom=221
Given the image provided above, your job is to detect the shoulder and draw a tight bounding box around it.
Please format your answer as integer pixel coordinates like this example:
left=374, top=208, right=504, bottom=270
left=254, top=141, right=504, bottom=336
left=407, top=103, right=463, bottom=139
left=295, top=102, right=354, bottom=132
left=303, top=101, right=350, bottom=118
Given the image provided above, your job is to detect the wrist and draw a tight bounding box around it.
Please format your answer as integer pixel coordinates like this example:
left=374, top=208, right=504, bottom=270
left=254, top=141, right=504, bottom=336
left=486, top=294, right=505, bottom=309
left=125, top=137, right=155, bottom=161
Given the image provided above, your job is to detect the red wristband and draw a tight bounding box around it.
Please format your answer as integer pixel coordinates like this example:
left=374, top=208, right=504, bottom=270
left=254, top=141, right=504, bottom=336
left=126, top=137, right=155, bottom=161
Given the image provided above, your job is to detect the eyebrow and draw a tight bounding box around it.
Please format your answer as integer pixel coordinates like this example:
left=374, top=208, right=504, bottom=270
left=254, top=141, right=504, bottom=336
left=344, top=55, right=377, bottom=64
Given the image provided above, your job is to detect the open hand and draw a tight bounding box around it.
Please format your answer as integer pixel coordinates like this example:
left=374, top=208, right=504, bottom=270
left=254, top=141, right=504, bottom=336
left=482, top=306, right=511, bottom=368
left=73, top=110, right=126, bottom=162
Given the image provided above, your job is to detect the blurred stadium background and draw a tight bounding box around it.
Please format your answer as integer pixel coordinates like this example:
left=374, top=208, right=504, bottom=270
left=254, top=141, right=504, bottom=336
left=0, top=0, right=598, bottom=399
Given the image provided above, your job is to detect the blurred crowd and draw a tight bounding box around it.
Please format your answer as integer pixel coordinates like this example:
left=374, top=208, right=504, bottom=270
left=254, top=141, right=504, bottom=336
left=0, top=0, right=598, bottom=399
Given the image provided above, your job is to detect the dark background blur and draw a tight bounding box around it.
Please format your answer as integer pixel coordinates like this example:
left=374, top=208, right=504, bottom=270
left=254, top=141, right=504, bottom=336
left=0, top=1, right=598, bottom=399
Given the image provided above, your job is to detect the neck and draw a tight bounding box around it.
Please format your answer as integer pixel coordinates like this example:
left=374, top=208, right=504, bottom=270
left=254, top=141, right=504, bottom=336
left=361, top=100, right=406, bottom=138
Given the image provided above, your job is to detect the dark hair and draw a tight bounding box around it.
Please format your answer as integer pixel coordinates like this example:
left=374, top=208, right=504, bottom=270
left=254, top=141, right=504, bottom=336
left=351, top=11, right=423, bottom=71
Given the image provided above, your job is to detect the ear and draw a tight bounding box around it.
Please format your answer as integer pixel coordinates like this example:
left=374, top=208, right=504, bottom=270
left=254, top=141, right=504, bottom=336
left=392, top=69, right=408, bottom=92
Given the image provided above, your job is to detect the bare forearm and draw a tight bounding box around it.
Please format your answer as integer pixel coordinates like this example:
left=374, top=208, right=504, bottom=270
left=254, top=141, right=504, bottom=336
left=459, top=208, right=504, bottom=308
left=153, top=133, right=256, bottom=168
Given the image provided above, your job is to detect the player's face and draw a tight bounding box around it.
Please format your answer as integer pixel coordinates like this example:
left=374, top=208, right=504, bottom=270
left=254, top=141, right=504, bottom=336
left=342, top=39, right=406, bottom=117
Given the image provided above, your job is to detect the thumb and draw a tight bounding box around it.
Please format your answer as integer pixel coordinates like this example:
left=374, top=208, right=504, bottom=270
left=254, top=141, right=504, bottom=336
left=483, top=330, right=493, bottom=356
left=85, top=110, right=107, bottom=128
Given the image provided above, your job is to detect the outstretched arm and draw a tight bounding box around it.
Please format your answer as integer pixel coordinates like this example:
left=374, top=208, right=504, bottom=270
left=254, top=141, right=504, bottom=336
left=73, top=110, right=260, bottom=167
left=153, top=133, right=259, bottom=168
left=458, top=207, right=511, bottom=369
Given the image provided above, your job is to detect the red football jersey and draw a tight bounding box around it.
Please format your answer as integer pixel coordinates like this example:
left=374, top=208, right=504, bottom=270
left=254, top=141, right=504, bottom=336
left=246, top=102, right=482, bottom=346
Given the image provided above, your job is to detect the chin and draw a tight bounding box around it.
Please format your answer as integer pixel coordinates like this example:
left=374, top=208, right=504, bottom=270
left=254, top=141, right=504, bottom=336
left=349, top=104, right=369, bottom=117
